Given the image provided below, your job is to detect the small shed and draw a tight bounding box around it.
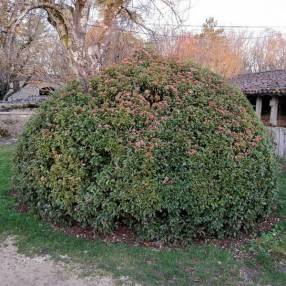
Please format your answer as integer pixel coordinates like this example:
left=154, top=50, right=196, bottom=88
left=232, top=70, right=286, bottom=127
left=233, top=70, right=286, bottom=156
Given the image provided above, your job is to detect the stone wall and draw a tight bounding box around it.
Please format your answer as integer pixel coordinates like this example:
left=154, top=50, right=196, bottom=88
left=0, top=109, right=35, bottom=137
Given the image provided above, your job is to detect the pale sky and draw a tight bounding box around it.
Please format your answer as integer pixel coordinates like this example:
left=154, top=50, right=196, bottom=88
left=185, top=0, right=286, bottom=29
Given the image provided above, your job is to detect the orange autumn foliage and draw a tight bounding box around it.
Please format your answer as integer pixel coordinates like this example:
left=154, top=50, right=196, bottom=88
left=174, top=18, right=244, bottom=78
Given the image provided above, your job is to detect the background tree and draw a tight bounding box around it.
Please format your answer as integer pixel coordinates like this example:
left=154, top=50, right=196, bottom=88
left=244, top=30, right=286, bottom=72
left=154, top=18, right=286, bottom=77
left=85, top=24, right=143, bottom=68
left=6, top=0, right=181, bottom=80
left=0, top=1, right=52, bottom=100
left=173, top=18, right=244, bottom=78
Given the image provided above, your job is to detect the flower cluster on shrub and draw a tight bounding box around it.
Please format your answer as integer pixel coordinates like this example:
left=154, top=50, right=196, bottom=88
left=14, top=52, right=278, bottom=243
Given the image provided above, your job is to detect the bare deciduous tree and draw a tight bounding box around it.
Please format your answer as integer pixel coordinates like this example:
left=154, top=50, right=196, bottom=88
left=244, top=30, right=286, bottom=72
left=85, top=23, right=143, bottom=67
left=0, top=0, right=52, bottom=100
left=5, top=0, right=181, bottom=80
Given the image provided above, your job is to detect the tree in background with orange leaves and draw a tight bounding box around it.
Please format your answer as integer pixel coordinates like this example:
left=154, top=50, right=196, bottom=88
left=174, top=18, right=245, bottom=78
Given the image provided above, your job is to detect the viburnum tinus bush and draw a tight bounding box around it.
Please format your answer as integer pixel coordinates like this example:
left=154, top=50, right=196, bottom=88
left=14, top=52, right=277, bottom=243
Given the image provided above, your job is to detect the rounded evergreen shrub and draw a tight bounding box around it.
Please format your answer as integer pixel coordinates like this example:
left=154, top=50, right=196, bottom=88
left=14, top=52, right=277, bottom=243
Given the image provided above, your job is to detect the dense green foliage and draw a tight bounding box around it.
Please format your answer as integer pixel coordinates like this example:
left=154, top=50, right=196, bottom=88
left=3, top=147, right=286, bottom=285
left=14, top=53, right=277, bottom=243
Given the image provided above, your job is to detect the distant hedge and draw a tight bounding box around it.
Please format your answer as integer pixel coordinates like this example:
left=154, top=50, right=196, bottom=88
left=14, top=52, right=278, bottom=243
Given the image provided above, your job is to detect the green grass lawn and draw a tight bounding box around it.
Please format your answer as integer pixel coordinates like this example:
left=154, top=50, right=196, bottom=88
left=1, top=144, right=286, bottom=285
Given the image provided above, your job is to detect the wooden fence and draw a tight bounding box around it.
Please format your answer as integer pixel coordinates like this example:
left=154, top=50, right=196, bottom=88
left=269, top=127, right=286, bottom=157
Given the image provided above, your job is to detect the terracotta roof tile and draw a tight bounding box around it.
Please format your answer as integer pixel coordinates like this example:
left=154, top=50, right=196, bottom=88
left=232, top=70, right=286, bottom=95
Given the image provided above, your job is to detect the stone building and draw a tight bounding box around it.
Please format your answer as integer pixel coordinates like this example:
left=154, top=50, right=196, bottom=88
left=233, top=70, right=286, bottom=156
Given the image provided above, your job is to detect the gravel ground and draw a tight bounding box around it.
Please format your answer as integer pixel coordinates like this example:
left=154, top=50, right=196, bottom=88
left=0, top=237, right=116, bottom=286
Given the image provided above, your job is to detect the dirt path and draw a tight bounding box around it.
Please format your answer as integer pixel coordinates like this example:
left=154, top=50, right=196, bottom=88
left=0, top=237, right=116, bottom=286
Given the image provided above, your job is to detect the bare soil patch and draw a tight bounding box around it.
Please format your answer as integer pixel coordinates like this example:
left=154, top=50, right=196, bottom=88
left=0, top=237, right=116, bottom=286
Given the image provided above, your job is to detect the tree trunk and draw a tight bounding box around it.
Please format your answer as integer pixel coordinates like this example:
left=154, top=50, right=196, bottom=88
left=31, top=1, right=128, bottom=79
left=40, top=1, right=94, bottom=79
left=8, top=1, right=97, bottom=80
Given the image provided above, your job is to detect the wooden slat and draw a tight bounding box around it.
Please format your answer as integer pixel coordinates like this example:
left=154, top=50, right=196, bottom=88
left=268, top=127, right=286, bottom=157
